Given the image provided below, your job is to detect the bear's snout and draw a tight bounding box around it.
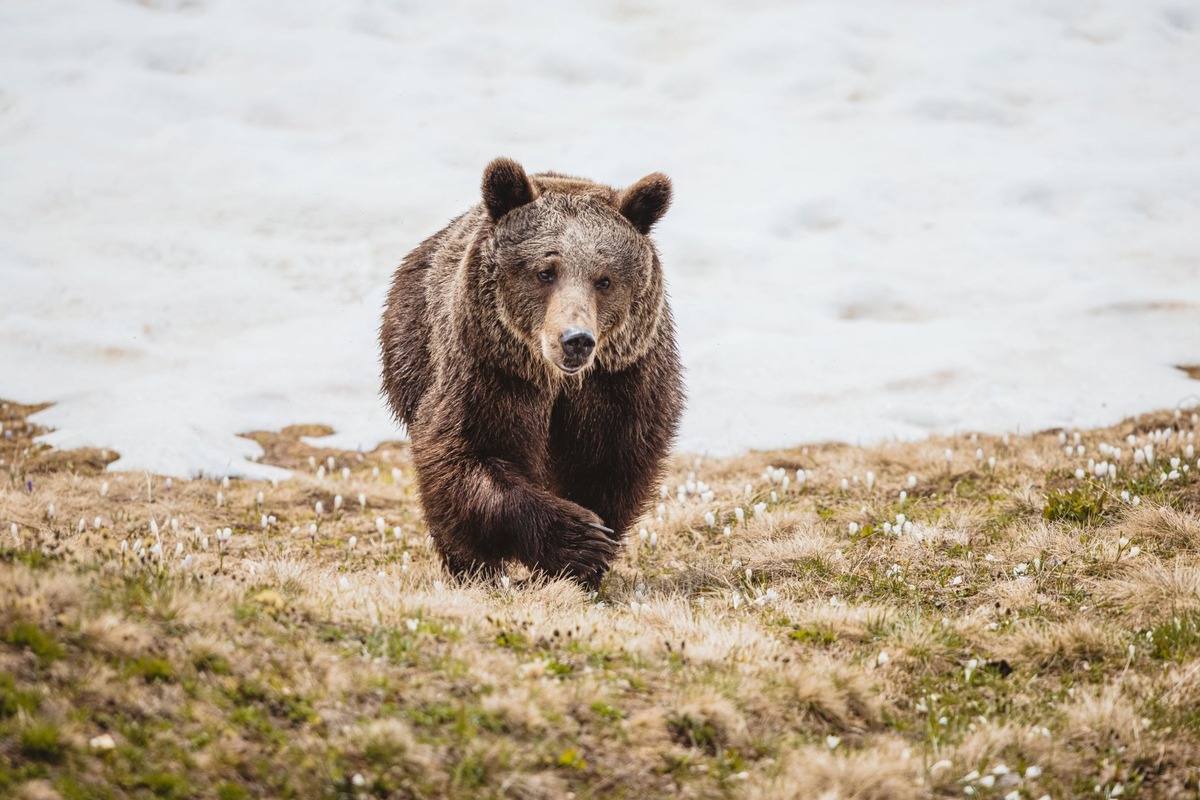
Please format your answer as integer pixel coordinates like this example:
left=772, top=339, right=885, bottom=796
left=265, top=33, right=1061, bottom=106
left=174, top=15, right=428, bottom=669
left=560, top=328, right=596, bottom=369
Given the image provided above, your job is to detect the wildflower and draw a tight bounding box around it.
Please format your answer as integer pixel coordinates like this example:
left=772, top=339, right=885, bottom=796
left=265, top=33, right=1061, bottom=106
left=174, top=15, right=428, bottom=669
left=342, top=467, right=351, bottom=481
left=406, top=618, right=419, bottom=632
left=182, top=554, right=193, bottom=570
left=77, top=518, right=85, bottom=533
left=222, top=476, right=230, bottom=489
left=393, top=526, right=401, bottom=540
left=100, top=481, right=109, bottom=497
left=753, top=502, right=767, bottom=515
left=703, top=511, right=715, bottom=528
left=649, top=531, right=658, bottom=549
left=433, top=580, right=444, bottom=591
left=753, top=587, right=779, bottom=606
left=216, top=490, right=223, bottom=507
left=899, top=490, right=907, bottom=501
left=840, top=478, right=850, bottom=491
left=317, top=465, right=326, bottom=481
left=734, top=507, right=745, bottom=524
left=796, top=468, right=807, bottom=484
left=358, top=493, right=366, bottom=507
left=334, top=494, right=343, bottom=510
left=907, top=474, right=917, bottom=488
left=723, top=526, right=731, bottom=537
left=315, top=501, right=324, bottom=516
left=848, top=522, right=859, bottom=535
left=1025, top=766, right=1042, bottom=778
left=90, top=734, right=116, bottom=750
left=348, top=536, right=357, bottom=551
left=866, top=471, right=875, bottom=490
left=979, top=775, right=995, bottom=788
left=876, top=651, right=889, bottom=667
left=826, top=735, right=841, bottom=750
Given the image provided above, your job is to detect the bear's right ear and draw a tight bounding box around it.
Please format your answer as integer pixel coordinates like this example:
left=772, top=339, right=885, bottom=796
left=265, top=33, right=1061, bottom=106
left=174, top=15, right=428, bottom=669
left=482, top=157, right=537, bottom=221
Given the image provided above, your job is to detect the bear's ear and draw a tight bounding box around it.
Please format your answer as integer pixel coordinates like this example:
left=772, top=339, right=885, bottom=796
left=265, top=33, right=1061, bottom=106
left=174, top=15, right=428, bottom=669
left=617, top=172, right=672, bottom=235
left=482, top=157, right=537, bottom=221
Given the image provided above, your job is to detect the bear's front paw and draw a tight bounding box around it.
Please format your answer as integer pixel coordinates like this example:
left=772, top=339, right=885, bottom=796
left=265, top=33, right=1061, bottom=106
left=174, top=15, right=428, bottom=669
left=542, top=506, right=619, bottom=589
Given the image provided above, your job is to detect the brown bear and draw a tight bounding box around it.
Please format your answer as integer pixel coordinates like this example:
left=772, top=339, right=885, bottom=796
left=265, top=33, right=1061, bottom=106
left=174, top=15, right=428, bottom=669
left=379, top=157, right=684, bottom=587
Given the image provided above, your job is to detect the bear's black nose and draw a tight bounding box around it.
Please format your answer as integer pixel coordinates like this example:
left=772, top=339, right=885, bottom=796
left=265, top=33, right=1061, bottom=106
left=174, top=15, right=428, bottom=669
left=561, top=328, right=596, bottom=363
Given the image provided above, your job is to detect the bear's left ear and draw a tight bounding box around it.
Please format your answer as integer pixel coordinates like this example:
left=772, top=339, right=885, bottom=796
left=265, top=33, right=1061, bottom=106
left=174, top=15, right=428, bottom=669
left=617, top=173, right=672, bottom=235
left=482, top=157, right=537, bottom=221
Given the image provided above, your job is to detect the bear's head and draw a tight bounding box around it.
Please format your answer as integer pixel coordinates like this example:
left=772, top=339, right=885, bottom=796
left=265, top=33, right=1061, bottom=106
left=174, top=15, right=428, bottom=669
left=478, top=157, right=672, bottom=377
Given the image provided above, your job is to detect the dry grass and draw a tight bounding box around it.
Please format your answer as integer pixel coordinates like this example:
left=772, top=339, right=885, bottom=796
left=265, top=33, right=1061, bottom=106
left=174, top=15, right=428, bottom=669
left=2, top=399, right=1200, bottom=798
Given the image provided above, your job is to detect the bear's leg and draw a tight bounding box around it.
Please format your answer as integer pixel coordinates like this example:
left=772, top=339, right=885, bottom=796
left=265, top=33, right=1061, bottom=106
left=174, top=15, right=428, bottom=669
left=414, top=451, right=620, bottom=588
left=550, top=359, right=684, bottom=554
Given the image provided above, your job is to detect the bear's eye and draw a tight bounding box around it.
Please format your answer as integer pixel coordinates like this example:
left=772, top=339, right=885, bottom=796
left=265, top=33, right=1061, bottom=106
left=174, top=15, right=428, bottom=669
left=595, top=277, right=611, bottom=290
left=536, top=269, right=556, bottom=284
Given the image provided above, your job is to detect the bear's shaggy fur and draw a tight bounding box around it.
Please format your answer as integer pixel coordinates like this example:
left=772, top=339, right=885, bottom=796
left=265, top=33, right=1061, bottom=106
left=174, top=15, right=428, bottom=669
left=379, top=158, right=684, bottom=586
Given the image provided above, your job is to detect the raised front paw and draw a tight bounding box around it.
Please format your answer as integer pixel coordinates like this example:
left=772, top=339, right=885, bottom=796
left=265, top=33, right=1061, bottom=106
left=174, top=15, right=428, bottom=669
left=541, top=506, right=619, bottom=589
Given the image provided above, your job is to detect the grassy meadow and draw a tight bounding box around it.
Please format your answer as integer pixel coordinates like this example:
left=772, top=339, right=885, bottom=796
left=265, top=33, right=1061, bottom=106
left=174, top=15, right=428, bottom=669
left=2, top=398, right=1200, bottom=799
